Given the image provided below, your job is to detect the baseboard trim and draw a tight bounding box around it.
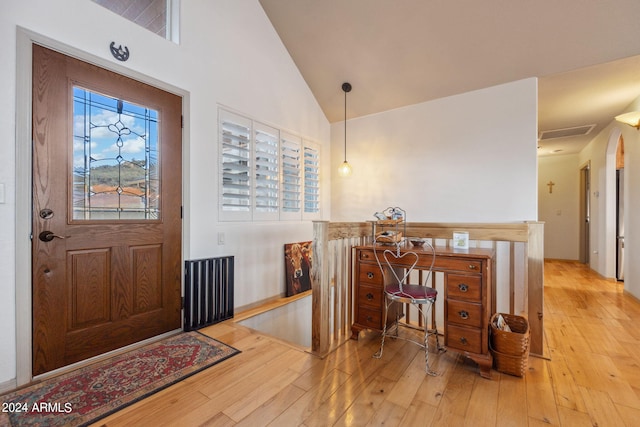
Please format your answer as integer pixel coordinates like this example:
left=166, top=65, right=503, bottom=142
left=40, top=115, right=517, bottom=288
left=0, top=377, right=17, bottom=394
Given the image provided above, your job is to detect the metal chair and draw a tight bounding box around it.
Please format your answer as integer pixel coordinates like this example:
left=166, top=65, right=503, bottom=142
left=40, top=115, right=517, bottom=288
left=372, top=237, right=443, bottom=376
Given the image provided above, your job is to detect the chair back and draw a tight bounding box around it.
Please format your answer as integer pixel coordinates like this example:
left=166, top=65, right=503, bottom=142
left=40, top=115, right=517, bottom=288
left=373, top=237, right=436, bottom=295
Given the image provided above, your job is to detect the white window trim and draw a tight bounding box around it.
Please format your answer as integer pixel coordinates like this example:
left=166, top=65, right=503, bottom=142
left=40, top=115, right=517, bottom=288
left=167, top=0, right=181, bottom=43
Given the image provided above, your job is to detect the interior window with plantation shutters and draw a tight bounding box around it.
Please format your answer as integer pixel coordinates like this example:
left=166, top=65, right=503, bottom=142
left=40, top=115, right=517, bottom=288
left=254, top=122, right=279, bottom=220
left=220, top=110, right=252, bottom=221
left=280, top=133, right=302, bottom=220
left=218, top=107, right=321, bottom=222
left=303, top=142, right=321, bottom=218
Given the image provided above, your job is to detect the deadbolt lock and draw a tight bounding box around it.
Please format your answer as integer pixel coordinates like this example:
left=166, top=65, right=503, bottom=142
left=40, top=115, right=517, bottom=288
left=39, top=209, right=54, bottom=219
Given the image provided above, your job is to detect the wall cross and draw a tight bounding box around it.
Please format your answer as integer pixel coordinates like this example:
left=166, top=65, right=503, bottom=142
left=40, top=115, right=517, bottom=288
left=547, top=181, right=555, bottom=194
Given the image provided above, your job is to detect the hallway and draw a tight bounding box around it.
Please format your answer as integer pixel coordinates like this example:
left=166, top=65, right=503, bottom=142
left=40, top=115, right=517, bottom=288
left=542, top=259, right=640, bottom=425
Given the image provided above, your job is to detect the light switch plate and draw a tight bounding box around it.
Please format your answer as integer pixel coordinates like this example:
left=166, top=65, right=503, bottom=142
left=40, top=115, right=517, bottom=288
left=0, top=183, right=5, bottom=204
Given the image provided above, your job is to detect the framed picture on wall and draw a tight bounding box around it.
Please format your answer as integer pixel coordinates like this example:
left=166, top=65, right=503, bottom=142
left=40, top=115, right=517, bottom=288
left=284, top=241, right=312, bottom=296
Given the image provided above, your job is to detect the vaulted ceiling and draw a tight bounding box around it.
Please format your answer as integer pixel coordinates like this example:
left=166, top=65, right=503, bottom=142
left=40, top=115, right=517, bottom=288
left=259, top=0, right=640, bottom=155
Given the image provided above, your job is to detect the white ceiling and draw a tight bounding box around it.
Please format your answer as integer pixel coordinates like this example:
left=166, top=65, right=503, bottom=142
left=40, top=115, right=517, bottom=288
left=258, top=0, right=640, bottom=156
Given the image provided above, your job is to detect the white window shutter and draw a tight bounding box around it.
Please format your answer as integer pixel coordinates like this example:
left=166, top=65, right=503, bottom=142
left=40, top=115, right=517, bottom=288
left=303, top=141, right=321, bottom=219
left=280, top=132, right=302, bottom=220
left=219, top=110, right=252, bottom=221
left=253, top=122, right=279, bottom=220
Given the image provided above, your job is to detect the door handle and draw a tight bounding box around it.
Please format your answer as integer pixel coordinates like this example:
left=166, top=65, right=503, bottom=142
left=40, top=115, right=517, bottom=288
left=38, top=231, right=68, bottom=242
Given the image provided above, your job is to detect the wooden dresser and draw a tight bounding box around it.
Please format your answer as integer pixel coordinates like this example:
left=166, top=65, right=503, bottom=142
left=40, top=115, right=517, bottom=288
left=352, top=244, right=495, bottom=378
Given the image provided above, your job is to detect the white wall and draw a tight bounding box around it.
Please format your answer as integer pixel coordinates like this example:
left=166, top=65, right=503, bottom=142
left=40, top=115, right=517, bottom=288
left=238, top=295, right=312, bottom=348
left=1, top=0, right=330, bottom=385
left=625, top=112, right=640, bottom=299
left=610, top=97, right=640, bottom=298
left=538, top=154, right=580, bottom=260
left=578, top=94, right=640, bottom=301
left=330, top=79, right=539, bottom=222
left=579, top=124, right=617, bottom=276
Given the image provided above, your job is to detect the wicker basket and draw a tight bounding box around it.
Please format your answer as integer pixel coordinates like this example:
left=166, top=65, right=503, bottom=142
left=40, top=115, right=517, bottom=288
left=375, top=231, right=403, bottom=243
left=490, top=345, right=529, bottom=377
left=490, top=313, right=530, bottom=355
left=490, top=313, right=530, bottom=377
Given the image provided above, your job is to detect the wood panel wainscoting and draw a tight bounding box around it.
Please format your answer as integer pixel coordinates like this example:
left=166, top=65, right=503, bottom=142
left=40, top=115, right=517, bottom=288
left=310, top=221, right=544, bottom=363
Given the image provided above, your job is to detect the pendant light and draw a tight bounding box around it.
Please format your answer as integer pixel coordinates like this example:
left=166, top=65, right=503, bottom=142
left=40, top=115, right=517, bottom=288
left=615, top=111, right=640, bottom=129
left=338, top=82, right=353, bottom=177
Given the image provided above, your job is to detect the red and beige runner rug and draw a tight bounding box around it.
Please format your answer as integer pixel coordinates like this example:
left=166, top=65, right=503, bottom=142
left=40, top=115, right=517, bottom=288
left=0, top=331, right=239, bottom=426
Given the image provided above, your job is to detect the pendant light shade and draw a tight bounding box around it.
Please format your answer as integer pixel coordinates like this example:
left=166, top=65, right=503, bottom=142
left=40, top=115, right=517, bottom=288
left=615, top=111, right=640, bottom=129
left=338, top=160, right=352, bottom=177
left=338, top=82, right=353, bottom=177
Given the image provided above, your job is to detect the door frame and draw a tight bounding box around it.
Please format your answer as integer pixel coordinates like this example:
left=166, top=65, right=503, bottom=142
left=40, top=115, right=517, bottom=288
left=15, top=28, right=189, bottom=386
left=579, top=161, right=591, bottom=264
left=605, top=128, right=623, bottom=279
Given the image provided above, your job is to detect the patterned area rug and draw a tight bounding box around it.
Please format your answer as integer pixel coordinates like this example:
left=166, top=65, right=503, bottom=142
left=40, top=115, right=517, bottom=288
left=0, top=331, right=239, bottom=427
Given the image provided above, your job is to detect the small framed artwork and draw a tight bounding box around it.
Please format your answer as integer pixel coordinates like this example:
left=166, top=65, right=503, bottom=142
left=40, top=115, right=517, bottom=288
left=453, top=231, right=469, bottom=250
left=284, top=241, right=313, bottom=296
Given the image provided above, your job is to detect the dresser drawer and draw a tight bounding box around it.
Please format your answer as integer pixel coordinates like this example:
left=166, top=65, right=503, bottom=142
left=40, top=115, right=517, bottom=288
left=360, top=248, right=485, bottom=274
left=358, top=249, right=376, bottom=262
left=446, top=324, right=483, bottom=354
left=357, top=306, right=382, bottom=330
left=446, top=274, right=482, bottom=301
left=358, top=262, right=383, bottom=285
left=447, top=300, right=482, bottom=328
left=434, top=257, right=483, bottom=273
left=358, top=284, right=383, bottom=308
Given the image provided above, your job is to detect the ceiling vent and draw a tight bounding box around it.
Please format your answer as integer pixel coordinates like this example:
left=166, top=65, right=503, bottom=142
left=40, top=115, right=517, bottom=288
left=538, top=124, right=596, bottom=141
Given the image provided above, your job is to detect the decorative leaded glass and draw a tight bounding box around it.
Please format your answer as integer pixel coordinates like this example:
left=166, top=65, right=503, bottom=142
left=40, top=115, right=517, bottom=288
left=72, top=87, right=160, bottom=220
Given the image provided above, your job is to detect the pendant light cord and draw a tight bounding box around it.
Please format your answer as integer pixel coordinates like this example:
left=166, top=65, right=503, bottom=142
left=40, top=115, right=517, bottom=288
left=344, top=88, right=347, bottom=162
left=342, top=82, right=352, bottom=162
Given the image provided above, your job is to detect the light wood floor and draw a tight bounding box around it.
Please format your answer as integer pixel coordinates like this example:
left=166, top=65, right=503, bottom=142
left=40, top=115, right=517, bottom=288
left=95, top=260, right=640, bottom=426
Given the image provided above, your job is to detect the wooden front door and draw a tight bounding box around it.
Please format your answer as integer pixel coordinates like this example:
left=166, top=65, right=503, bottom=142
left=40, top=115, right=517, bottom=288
left=32, top=45, right=182, bottom=376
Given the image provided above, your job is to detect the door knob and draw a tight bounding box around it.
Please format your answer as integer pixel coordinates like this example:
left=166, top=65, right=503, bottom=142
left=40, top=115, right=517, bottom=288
left=38, top=231, right=68, bottom=242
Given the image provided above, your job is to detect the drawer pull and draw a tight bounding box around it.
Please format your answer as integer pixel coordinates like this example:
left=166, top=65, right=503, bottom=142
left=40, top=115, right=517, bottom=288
left=366, top=293, right=374, bottom=300
left=458, top=284, right=469, bottom=292
left=367, top=272, right=374, bottom=279
left=459, top=337, right=468, bottom=345
left=468, top=264, right=477, bottom=270
left=458, top=310, right=469, bottom=320
left=367, top=316, right=373, bottom=322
